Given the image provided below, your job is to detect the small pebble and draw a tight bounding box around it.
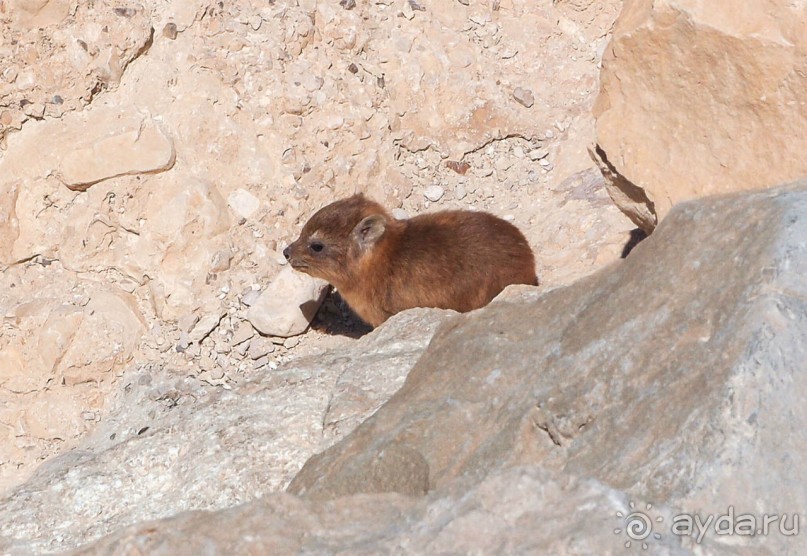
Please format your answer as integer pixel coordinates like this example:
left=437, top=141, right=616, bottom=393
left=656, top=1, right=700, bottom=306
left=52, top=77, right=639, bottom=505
left=189, top=313, right=224, bottom=344
left=176, top=332, right=190, bottom=352
left=248, top=337, right=276, bottom=360
left=113, top=7, right=136, bottom=17
left=199, top=355, right=216, bottom=372
left=528, top=148, right=549, bottom=161
left=241, top=289, right=261, bottom=307
left=423, top=185, right=445, bottom=202
left=231, top=322, right=255, bottom=345
left=284, top=336, right=300, bottom=349
left=392, top=208, right=409, bottom=220
left=162, top=22, right=178, bottom=39
left=445, top=160, right=470, bottom=175
left=454, top=183, right=467, bottom=200
left=513, top=87, right=534, bottom=108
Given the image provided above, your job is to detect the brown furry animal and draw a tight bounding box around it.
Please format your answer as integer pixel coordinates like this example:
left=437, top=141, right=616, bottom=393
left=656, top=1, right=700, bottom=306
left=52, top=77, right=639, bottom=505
left=283, top=194, right=538, bottom=327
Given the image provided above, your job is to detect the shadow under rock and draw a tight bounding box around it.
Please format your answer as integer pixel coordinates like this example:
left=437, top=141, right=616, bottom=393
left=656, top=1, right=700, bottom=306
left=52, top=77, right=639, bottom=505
left=621, top=228, right=648, bottom=258
left=310, top=288, right=373, bottom=339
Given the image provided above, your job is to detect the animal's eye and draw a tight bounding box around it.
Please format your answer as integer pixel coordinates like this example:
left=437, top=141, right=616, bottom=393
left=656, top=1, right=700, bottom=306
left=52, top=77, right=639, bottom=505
left=309, top=241, right=324, bottom=253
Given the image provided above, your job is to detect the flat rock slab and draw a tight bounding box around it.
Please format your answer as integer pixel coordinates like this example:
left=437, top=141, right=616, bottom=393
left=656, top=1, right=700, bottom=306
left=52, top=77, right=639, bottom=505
left=58, top=120, right=175, bottom=191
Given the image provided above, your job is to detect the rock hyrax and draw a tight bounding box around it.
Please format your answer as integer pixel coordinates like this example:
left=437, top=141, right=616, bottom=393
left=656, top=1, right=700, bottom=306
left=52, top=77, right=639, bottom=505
left=284, top=194, right=537, bottom=327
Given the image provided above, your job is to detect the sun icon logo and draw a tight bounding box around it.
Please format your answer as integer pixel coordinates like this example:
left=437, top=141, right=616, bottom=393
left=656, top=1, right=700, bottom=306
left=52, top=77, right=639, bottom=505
left=614, top=501, right=664, bottom=550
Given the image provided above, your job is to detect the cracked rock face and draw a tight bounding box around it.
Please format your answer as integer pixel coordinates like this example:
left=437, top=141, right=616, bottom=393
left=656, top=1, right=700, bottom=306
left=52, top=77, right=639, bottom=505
left=593, top=0, right=807, bottom=232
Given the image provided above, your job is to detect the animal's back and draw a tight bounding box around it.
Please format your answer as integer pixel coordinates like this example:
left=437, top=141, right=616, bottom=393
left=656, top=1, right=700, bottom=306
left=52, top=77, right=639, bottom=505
left=377, top=210, right=537, bottom=315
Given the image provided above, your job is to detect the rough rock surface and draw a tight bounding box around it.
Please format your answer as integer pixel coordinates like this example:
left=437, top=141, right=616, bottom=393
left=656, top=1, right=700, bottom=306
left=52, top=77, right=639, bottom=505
left=6, top=182, right=807, bottom=553
left=80, top=467, right=687, bottom=555
left=0, top=309, right=449, bottom=553
left=0, top=0, right=633, bottom=493
left=286, top=181, right=807, bottom=553
left=0, top=0, right=154, bottom=147
left=593, top=0, right=807, bottom=231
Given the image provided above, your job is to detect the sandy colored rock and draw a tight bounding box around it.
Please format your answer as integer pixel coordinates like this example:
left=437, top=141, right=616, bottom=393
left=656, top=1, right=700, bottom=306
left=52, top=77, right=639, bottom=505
left=246, top=267, right=329, bottom=337
left=9, top=0, right=71, bottom=27
left=0, top=181, right=20, bottom=263
left=0, top=0, right=153, bottom=146
left=58, top=120, right=175, bottom=190
left=593, top=0, right=807, bottom=231
left=188, top=312, right=224, bottom=344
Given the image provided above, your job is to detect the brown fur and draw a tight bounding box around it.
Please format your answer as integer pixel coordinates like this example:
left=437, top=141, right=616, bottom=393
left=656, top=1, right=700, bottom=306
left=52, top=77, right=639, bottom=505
left=284, top=194, right=538, bottom=327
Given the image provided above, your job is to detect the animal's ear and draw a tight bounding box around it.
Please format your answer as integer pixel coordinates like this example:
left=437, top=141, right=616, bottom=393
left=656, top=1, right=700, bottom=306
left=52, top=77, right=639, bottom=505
left=352, top=214, right=386, bottom=250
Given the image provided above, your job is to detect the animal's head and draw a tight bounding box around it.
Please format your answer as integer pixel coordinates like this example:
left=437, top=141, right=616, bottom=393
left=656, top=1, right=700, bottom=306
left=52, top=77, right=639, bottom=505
left=283, top=194, right=392, bottom=286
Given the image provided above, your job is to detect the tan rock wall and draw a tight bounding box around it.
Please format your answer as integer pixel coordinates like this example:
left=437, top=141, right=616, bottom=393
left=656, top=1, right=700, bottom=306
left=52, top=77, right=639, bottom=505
left=594, top=0, right=807, bottom=231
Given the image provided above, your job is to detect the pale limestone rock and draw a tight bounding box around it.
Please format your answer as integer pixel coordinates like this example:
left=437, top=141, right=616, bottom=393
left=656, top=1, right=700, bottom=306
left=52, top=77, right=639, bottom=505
left=422, top=185, right=444, bottom=202
left=58, top=120, right=176, bottom=191
left=58, top=291, right=146, bottom=385
left=512, top=86, right=535, bottom=108
left=0, top=283, right=144, bottom=492
left=144, top=177, right=231, bottom=319
left=0, top=181, right=20, bottom=265
left=188, top=312, right=225, bottom=344
left=0, top=1, right=153, bottom=145
left=246, top=267, right=328, bottom=337
left=226, top=188, right=261, bottom=219
left=594, top=0, right=807, bottom=231
left=9, top=0, right=71, bottom=27
left=79, top=468, right=645, bottom=555
left=0, top=310, right=449, bottom=552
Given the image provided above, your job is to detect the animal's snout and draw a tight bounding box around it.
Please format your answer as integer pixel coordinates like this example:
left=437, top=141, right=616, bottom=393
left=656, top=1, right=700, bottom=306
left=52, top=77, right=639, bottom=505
left=283, top=246, right=291, bottom=260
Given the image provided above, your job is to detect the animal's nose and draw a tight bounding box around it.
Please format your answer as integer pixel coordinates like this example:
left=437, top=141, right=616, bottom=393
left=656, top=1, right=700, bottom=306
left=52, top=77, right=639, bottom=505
left=283, top=246, right=291, bottom=260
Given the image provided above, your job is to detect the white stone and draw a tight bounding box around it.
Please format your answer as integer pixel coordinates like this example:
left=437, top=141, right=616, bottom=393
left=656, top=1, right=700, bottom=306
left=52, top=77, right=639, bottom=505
left=423, top=185, right=445, bottom=202
left=246, top=267, right=328, bottom=337
left=227, top=189, right=261, bottom=219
